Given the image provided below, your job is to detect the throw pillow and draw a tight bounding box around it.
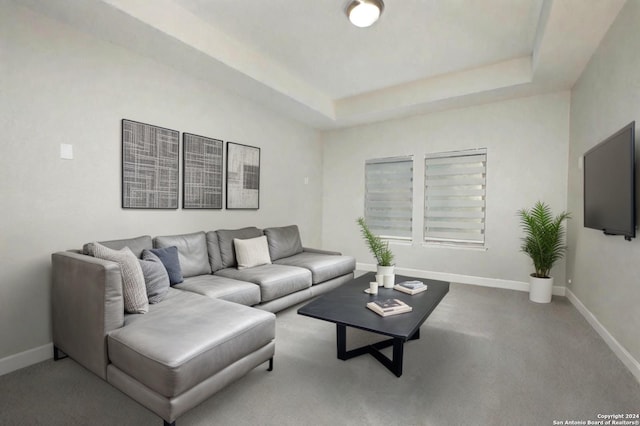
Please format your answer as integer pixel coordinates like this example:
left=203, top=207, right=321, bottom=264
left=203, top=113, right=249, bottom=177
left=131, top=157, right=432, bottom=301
left=216, top=227, right=264, bottom=268
left=92, top=242, right=149, bottom=314
left=234, top=236, right=272, bottom=270
left=139, top=251, right=170, bottom=304
left=148, top=246, right=183, bottom=285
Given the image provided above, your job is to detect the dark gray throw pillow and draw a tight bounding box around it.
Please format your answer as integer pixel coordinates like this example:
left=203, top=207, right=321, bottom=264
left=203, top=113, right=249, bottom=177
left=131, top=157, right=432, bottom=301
left=147, top=246, right=183, bottom=285
left=139, top=251, right=170, bottom=303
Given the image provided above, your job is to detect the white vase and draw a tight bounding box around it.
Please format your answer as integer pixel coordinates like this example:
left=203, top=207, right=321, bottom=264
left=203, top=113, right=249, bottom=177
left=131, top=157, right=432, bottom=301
left=529, top=275, right=553, bottom=303
left=376, top=265, right=395, bottom=288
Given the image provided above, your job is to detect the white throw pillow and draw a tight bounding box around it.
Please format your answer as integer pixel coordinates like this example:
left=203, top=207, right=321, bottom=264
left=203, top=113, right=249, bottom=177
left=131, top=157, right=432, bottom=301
left=234, top=236, right=272, bottom=270
left=92, top=242, right=149, bottom=314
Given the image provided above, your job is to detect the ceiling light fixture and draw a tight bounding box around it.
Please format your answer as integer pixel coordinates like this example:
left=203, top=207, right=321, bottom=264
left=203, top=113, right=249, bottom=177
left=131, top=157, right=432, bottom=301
left=346, top=0, right=384, bottom=28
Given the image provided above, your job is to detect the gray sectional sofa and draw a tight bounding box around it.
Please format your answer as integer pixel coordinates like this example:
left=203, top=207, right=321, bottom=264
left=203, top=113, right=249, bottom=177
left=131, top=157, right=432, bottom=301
left=51, top=225, right=355, bottom=426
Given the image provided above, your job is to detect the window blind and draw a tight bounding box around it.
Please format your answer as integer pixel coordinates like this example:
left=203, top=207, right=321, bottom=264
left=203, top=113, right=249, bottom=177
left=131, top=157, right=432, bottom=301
left=424, top=149, right=487, bottom=246
left=365, top=156, right=413, bottom=240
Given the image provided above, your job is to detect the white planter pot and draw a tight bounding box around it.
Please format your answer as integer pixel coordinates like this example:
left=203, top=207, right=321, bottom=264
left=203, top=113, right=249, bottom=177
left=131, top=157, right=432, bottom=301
left=376, top=265, right=395, bottom=288
left=529, top=275, right=553, bottom=303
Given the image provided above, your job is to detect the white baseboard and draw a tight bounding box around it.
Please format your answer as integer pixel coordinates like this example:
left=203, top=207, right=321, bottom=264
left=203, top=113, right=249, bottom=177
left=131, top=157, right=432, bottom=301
left=0, top=343, right=52, bottom=377
left=356, top=263, right=566, bottom=295
left=566, top=289, right=640, bottom=384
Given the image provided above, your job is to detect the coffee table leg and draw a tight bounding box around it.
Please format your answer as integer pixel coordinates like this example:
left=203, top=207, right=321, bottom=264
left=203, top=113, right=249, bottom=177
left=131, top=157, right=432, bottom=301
left=337, top=324, right=347, bottom=360
left=410, top=328, right=420, bottom=340
left=337, top=324, right=371, bottom=360
left=336, top=324, right=406, bottom=377
left=392, top=338, right=404, bottom=377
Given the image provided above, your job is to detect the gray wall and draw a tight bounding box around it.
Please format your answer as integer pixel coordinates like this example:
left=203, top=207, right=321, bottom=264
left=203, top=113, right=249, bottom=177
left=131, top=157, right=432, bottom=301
left=321, top=92, right=570, bottom=285
left=567, top=0, right=640, bottom=364
left=0, top=2, right=323, bottom=360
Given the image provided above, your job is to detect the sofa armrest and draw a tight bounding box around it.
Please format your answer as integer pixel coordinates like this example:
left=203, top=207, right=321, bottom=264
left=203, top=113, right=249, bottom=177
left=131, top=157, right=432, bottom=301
left=302, top=247, right=342, bottom=256
left=52, top=251, right=125, bottom=379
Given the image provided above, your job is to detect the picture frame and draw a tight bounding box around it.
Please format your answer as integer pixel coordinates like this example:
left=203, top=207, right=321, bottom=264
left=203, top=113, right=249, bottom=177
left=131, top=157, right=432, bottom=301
left=182, top=133, right=224, bottom=209
left=226, top=142, right=260, bottom=209
left=121, top=119, right=179, bottom=209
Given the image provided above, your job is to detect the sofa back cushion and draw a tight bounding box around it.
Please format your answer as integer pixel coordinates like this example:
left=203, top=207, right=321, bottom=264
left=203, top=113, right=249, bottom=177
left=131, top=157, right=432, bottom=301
left=206, top=231, right=224, bottom=272
left=263, top=225, right=303, bottom=261
left=216, top=227, right=264, bottom=268
left=153, top=232, right=211, bottom=278
left=83, top=235, right=152, bottom=259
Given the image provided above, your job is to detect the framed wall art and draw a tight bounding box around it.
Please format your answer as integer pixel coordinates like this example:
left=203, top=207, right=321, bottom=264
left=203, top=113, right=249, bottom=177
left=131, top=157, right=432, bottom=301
left=226, top=142, right=260, bottom=209
left=182, top=133, right=223, bottom=209
left=121, top=119, right=179, bottom=209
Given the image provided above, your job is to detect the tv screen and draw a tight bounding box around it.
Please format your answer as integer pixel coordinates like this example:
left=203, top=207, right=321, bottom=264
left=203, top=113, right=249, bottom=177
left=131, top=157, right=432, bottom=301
left=583, top=121, right=636, bottom=240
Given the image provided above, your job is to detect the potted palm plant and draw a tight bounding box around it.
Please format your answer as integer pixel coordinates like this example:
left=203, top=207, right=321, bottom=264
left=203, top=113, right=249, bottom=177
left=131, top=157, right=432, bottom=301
left=518, top=201, right=571, bottom=303
left=356, top=217, right=395, bottom=286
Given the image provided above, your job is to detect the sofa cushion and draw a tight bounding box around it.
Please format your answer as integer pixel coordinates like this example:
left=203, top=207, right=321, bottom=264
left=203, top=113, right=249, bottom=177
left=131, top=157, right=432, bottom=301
left=234, top=236, right=272, bottom=270
left=147, top=247, right=183, bottom=285
left=263, top=225, right=303, bottom=261
left=109, top=289, right=275, bottom=398
left=275, top=252, right=356, bottom=284
left=93, top=243, right=149, bottom=314
left=205, top=231, right=224, bottom=272
left=153, top=232, right=211, bottom=278
left=83, top=235, right=152, bottom=258
left=216, top=227, right=263, bottom=268
left=173, top=275, right=260, bottom=306
left=139, top=251, right=170, bottom=304
left=215, top=264, right=311, bottom=302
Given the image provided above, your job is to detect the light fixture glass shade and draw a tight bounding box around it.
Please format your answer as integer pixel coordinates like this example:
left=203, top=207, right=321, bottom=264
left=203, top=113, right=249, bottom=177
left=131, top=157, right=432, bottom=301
left=347, top=0, right=384, bottom=28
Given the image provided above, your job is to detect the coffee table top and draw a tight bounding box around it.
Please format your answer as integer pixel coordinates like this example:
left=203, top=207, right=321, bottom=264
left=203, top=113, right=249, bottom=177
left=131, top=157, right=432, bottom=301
left=297, top=272, right=449, bottom=339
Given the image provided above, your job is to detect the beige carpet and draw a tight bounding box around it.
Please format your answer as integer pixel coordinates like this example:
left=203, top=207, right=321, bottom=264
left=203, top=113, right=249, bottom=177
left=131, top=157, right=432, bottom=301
left=1, top=283, right=639, bottom=426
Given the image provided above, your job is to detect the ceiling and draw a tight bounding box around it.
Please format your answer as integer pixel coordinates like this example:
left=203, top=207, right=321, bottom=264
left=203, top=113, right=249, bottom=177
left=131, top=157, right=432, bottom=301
left=23, top=0, right=627, bottom=129
left=174, top=0, right=542, bottom=99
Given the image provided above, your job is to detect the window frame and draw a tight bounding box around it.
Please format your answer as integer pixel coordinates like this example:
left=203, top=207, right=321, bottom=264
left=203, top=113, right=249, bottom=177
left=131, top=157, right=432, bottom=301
left=364, top=155, right=414, bottom=241
left=423, top=148, right=487, bottom=248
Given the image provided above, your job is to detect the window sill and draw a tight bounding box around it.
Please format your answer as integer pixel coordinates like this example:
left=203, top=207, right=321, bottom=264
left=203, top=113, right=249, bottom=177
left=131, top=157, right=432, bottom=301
left=387, top=240, right=413, bottom=247
left=421, top=242, right=488, bottom=251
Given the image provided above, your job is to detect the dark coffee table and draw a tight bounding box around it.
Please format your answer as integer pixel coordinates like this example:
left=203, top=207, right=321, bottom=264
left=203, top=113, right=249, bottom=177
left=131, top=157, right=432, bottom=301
left=297, top=272, right=449, bottom=377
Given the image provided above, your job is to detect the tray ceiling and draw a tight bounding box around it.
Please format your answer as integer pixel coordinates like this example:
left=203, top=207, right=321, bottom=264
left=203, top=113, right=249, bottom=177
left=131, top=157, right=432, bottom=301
left=22, top=0, right=627, bottom=129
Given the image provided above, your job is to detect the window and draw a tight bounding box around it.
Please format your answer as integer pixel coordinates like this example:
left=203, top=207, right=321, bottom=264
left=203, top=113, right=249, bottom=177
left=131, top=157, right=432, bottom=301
left=424, top=149, right=487, bottom=246
left=364, top=156, right=413, bottom=240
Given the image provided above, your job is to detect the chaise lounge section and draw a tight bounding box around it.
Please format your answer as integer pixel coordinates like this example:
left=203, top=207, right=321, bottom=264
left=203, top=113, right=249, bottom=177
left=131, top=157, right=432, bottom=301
left=51, top=225, right=355, bottom=425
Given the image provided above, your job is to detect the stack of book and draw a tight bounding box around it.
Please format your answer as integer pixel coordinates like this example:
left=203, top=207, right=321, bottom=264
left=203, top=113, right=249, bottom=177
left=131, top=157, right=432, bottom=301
left=366, top=298, right=413, bottom=317
left=394, top=280, right=428, bottom=295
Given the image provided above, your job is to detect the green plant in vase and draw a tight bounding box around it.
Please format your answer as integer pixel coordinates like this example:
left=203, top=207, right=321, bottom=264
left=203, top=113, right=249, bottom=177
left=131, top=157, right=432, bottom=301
left=518, top=201, right=570, bottom=303
left=356, top=217, right=394, bottom=266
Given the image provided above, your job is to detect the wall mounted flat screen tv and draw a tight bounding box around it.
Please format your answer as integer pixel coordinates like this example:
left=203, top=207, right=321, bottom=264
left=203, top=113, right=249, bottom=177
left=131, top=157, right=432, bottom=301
left=583, top=121, right=636, bottom=240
